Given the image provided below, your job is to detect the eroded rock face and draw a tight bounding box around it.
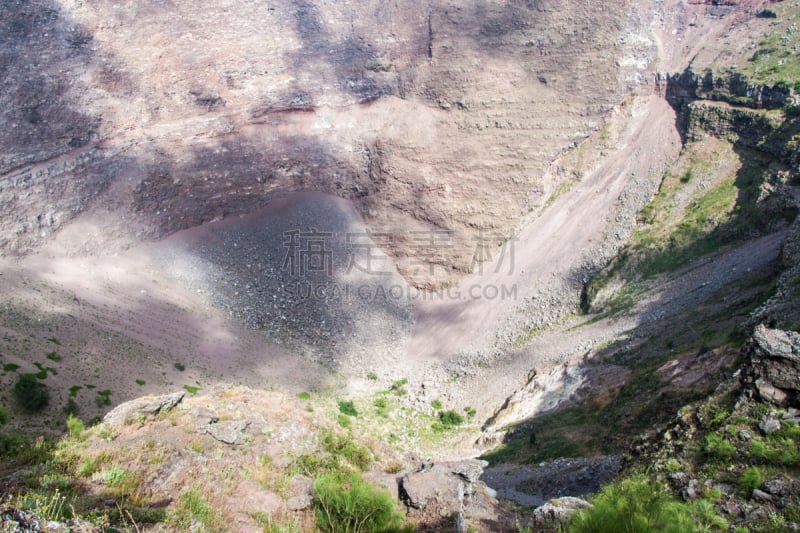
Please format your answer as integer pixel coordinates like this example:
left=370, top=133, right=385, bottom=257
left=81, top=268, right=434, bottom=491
left=742, top=325, right=800, bottom=406
left=0, top=0, right=654, bottom=287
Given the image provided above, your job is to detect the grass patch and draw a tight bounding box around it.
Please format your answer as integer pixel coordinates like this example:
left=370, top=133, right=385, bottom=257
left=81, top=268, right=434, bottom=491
left=337, top=414, right=352, bottom=429
left=373, top=397, right=389, bottom=417
left=34, top=362, right=59, bottom=378
left=569, top=475, right=728, bottom=533
left=390, top=378, right=408, bottom=396
left=297, top=392, right=311, bottom=400
left=292, top=430, right=373, bottom=476
left=183, top=385, right=199, bottom=395
left=0, top=406, right=10, bottom=425
left=95, top=389, right=112, bottom=407
left=45, top=352, right=62, bottom=362
left=543, top=179, right=576, bottom=211
left=68, top=385, right=82, bottom=397
left=3, top=363, right=20, bottom=372
left=168, top=488, right=223, bottom=532
left=337, top=400, right=358, bottom=417
left=313, top=473, right=409, bottom=533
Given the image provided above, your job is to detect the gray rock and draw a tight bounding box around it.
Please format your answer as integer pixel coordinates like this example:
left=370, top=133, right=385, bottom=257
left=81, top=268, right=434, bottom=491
left=286, top=494, right=313, bottom=511
left=742, top=326, right=800, bottom=407
left=189, top=407, right=220, bottom=426
left=401, top=468, right=462, bottom=513
left=289, top=475, right=314, bottom=499
left=203, top=420, right=250, bottom=445
left=739, top=429, right=752, bottom=441
left=231, top=481, right=283, bottom=517
left=763, top=478, right=789, bottom=497
left=533, top=497, right=593, bottom=524
left=759, top=418, right=782, bottom=434
left=752, top=489, right=774, bottom=503
left=103, top=391, right=185, bottom=426
left=400, top=459, right=492, bottom=518
left=446, top=459, right=488, bottom=483
left=681, top=479, right=701, bottom=501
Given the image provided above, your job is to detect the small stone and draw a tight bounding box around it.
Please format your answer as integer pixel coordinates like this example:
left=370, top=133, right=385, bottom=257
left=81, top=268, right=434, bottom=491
left=681, top=479, right=701, bottom=501
left=739, top=429, right=752, bottom=441
left=752, top=489, right=774, bottom=503
left=763, top=478, right=788, bottom=497
left=759, top=418, right=781, bottom=434
left=287, top=494, right=313, bottom=511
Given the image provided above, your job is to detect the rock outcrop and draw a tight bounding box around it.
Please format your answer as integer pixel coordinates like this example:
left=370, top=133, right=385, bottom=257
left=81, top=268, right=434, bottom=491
left=742, top=325, right=800, bottom=407
left=102, top=391, right=185, bottom=426
left=399, top=459, right=502, bottom=529
left=662, top=68, right=798, bottom=110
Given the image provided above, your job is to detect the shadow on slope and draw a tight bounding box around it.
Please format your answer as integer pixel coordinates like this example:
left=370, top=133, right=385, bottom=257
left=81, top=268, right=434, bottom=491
left=482, top=254, right=780, bottom=465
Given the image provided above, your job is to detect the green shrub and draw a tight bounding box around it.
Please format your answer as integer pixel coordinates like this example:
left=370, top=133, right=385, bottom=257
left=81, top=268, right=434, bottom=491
left=2, top=363, right=20, bottom=372
left=374, top=398, right=388, bottom=417
left=321, top=431, right=372, bottom=472
left=79, top=453, right=111, bottom=477
left=66, top=414, right=85, bottom=439
left=297, top=392, right=311, bottom=400
left=183, top=385, right=199, bottom=395
left=0, top=432, right=28, bottom=458
left=431, top=399, right=443, bottom=410
left=45, top=352, right=62, bottom=362
left=313, top=473, right=409, bottom=533
left=739, top=467, right=765, bottom=494
left=464, top=406, right=477, bottom=418
left=338, top=400, right=358, bottom=417
left=703, top=432, right=736, bottom=461
left=391, top=378, right=408, bottom=396
left=0, top=405, right=11, bottom=425
left=438, top=410, right=464, bottom=427
left=13, top=373, right=49, bottom=412
left=95, top=389, right=112, bottom=407
left=569, top=476, right=727, bottom=533
left=63, top=398, right=78, bottom=416
left=174, top=362, right=186, bottom=372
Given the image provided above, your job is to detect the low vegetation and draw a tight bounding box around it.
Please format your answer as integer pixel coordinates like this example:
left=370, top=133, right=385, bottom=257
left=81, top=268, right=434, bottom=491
left=314, top=473, right=410, bottom=533
left=569, top=476, right=728, bottom=533
left=13, top=373, right=49, bottom=412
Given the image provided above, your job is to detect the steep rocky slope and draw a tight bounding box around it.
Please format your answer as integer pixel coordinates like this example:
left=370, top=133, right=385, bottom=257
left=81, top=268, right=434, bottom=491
left=3, top=0, right=800, bottom=531
left=0, top=0, right=652, bottom=287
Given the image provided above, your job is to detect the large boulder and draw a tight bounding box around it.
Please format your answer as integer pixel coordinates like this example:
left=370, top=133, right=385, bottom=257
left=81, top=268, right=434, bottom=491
left=102, top=391, right=185, bottom=426
left=741, top=325, right=800, bottom=407
left=400, top=459, right=500, bottom=528
left=533, top=497, right=593, bottom=526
